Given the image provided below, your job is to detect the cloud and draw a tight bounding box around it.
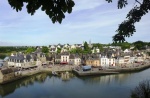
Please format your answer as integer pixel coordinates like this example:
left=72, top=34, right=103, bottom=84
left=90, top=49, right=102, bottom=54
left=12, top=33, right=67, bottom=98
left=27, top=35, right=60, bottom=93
left=0, top=0, right=149, bottom=46
left=73, top=0, right=105, bottom=11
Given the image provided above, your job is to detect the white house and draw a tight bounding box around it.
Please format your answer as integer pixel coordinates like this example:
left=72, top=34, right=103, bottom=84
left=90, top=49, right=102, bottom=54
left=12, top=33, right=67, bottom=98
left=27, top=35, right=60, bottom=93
left=61, top=48, right=69, bottom=53
left=100, top=56, right=109, bottom=67
left=100, top=56, right=115, bottom=67
left=124, top=49, right=131, bottom=53
left=130, top=56, right=135, bottom=63
left=116, top=57, right=124, bottom=66
left=69, top=44, right=76, bottom=50
left=108, top=58, right=115, bottom=66
left=69, top=54, right=81, bottom=65
left=92, top=47, right=100, bottom=53
left=49, top=47, right=57, bottom=54
left=60, top=53, right=69, bottom=64
left=124, top=55, right=130, bottom=64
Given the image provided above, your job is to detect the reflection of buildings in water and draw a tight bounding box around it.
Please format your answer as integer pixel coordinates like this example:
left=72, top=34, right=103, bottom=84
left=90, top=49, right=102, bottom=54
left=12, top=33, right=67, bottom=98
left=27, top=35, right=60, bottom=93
left=0, top=83, right=16, bottom=97
left=35, top=73, right=47, bottom=83
left=0, top=73, right=47, bottom=97
left=61, top=72, right=75, bottom=81
left=81, top=73, right=131, bottom=85
left=61, top=72, right=70, bottom=81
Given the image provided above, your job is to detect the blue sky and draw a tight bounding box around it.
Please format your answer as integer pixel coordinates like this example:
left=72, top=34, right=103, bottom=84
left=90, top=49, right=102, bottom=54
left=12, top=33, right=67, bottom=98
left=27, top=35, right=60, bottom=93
left=0, top=0, right=150, bottom=46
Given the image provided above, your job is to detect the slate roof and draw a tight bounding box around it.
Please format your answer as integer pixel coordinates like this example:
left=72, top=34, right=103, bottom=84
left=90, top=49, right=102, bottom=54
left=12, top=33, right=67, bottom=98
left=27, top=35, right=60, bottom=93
left=69, top=54, right=75, bottom=59
left=50, top=48, right=56, bottom=51
left=55, top=55, right=61, bottom=59
left=9, top=54, right=24, bottom=62
left=61, top=52, right=69, bottom=55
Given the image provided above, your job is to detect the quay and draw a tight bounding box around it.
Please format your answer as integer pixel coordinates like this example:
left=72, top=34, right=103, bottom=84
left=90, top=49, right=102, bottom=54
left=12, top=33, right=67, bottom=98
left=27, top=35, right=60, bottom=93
left=73, top=64, right=150, bottom=76
left=0, top=64, right=150, bottom=84
left=0, top=65, right=73, bottom=84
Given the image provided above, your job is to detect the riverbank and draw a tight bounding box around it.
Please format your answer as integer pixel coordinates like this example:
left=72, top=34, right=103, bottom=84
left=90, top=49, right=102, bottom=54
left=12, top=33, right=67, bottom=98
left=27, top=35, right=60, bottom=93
left=73, top=64, right=150, bottom=76
left=0, top=64, right=150, bottom=84
left=0, top=65, right=73, bottom=84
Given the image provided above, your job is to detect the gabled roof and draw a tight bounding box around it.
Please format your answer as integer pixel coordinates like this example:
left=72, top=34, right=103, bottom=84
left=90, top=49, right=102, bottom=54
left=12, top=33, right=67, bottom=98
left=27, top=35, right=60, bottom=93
left=55, top=55, right=61, bottom=59
left=69, top=54, right=75, bottom=59
left=50, top=48, right=57, bottom=51
left=9, top=54, right=24, bottom=62
left=61, top=52, right=69, bottom=55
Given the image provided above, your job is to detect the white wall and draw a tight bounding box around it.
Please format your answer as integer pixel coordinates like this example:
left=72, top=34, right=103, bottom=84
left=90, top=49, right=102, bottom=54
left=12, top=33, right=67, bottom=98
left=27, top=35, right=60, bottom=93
left=61, top=55, right=69, bottom=63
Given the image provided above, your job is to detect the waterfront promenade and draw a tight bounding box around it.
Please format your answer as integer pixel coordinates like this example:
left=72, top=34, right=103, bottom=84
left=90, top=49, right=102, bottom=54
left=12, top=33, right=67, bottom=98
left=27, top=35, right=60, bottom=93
left=73, top=63, right=150, bottom=76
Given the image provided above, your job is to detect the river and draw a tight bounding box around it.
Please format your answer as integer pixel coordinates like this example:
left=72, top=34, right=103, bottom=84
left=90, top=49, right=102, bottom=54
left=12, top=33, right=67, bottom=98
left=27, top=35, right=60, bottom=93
left=0, top=68, right=150, bottom=98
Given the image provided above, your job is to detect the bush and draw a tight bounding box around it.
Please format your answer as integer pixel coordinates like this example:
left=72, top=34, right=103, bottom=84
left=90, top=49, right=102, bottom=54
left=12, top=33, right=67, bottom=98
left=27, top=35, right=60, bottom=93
left=131, top=80, right=150, bottom=98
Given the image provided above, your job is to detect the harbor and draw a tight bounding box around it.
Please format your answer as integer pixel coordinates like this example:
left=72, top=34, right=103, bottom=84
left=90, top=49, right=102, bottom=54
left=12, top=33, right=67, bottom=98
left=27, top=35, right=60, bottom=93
left=73, top=64, right=150, bottom=76
left=0, top=62, right=150, bottom=84
left=0, top=67, right=150, bottom=98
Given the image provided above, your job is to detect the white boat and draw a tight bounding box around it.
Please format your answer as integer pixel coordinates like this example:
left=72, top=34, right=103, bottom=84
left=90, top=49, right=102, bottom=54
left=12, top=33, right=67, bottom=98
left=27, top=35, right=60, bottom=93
left=52, top=71, right=58, bottom=76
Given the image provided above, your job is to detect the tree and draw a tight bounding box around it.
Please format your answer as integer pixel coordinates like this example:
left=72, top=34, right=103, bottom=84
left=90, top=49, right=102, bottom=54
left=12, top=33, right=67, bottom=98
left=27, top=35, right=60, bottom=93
left=69, top=48, right=83, bottom=54
left=83, top=41, right=91, bottom=54
left=26, top=47, right=36, bottom=54
left=8, top=0, right=150, bottom=42
left=84, top=41, right=89, bottom=51
left=57, top=48, right=61, bottom=53
left=42, top=46, right=49, bottom=53
left=8, top=0, right=75, bottom=23
left=92, top=43, right=104, bottom=52
left=131, top=80, right=150, bottom=98
left=111, top=42, right=131, bottom=50
left=133, top=40, right=147, bottom=50
left=106, top=0, right=150, bottom=42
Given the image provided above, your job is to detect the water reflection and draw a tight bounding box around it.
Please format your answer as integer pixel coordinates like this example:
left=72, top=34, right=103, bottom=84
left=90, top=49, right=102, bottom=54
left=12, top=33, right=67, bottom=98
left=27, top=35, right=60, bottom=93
left=0, top=72, right=75, bottom=97
left=0, top=73, right=48, bottom=97
left=0, top=69, right=149, bottom=98
left=80, top=73, right=132, bottom=85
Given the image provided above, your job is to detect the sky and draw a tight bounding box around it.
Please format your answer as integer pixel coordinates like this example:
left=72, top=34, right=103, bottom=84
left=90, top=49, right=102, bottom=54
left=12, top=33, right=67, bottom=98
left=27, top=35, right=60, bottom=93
left=0, top=0, right=150, bottom=46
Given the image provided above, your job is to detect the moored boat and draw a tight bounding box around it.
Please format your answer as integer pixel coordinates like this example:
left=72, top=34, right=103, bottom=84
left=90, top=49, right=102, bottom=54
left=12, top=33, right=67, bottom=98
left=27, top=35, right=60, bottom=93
left=52, top=71, right=58, bottom=76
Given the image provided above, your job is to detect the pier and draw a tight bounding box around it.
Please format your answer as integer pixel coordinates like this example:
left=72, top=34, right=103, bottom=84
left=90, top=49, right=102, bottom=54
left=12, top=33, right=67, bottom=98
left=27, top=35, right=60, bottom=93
left=73, top=64, right=150, bottom=76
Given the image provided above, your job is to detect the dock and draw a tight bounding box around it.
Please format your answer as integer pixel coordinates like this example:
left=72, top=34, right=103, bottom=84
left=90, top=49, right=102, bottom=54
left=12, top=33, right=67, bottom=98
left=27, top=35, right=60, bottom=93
left=73, top=64, right=150, bottom=76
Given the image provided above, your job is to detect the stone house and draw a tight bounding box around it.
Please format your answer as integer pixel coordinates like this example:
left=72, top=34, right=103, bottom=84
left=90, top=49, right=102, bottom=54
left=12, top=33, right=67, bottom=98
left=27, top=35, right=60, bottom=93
left=86, top=57, right=100, bottom=67
left=7, top=52, right=46, bottom=67
left=55, top=55, right=61, bottom=64
left=115, top=57, right=124, bottom=66
left=69, top=54, right=81, bottom=65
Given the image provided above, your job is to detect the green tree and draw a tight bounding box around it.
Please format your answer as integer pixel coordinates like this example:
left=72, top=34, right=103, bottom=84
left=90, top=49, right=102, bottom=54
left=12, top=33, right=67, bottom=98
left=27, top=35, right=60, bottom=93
left=70, top=48, right=83, bottom=54
left=133, top=41, right=145, bottom=50
left=121, top=42, right=131, bottom=50
left=8, top=0, right=75, bottom=23
left=92, top=43, right=104, bottom=52
left=25, top=47, right=36, bottom=54
left=70, top=48, right=76, bottom=54
left=111, top=42, right=130, bottom=50
left=84, top=41, right=89, bottom=51
left=7, top=0, right=150, bottom=42
left=106, top=0, right=150, bottom=42
left=83, top=41, right=91, bottom=54
left=57, top=48, right=61, bottom=53
left=42, top=46, right=49, bottom=53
